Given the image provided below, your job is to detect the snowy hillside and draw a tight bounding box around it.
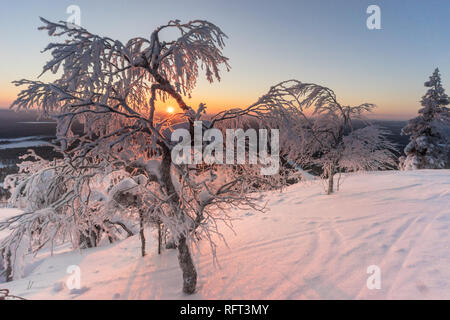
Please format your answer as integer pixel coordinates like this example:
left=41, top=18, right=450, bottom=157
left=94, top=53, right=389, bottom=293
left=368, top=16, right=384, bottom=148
left=1, top=170, right=450, bottom=300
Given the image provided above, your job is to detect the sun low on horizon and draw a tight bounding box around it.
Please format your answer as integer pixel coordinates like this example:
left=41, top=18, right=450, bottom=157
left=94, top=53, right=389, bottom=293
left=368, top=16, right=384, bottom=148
left=166, top=106, right=175, bottom=114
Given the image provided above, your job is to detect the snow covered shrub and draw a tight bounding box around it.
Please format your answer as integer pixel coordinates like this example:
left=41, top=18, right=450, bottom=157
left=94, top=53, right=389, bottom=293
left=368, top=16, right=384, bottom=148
left=0, top=151, right=141, bottom=280
left=251, top=80, right=397, bottom=194
left=3, top=18, right=280, bottom=293
left=399, top=68, right=450, bottom=170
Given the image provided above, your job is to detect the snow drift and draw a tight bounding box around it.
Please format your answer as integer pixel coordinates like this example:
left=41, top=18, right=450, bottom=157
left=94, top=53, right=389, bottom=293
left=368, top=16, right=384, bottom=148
left=1, top=170, right=449, bottom=299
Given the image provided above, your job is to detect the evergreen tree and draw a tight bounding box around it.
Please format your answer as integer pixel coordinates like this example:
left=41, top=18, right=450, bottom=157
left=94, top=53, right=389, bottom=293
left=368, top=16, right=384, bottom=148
left=400, top=68, right=450, bottom=170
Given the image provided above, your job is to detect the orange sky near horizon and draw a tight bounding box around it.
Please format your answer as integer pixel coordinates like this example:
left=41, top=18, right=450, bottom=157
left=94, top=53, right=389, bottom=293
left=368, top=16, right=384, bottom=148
left=1, top=1, right=450, bottom=122
left=0, top=55, right=423, bottom=122
left=0, top=85, right=420, bottom=121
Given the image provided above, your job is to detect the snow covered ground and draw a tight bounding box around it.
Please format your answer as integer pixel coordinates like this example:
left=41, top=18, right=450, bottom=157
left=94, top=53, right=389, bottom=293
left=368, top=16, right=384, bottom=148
left=0, top=140, right=51, bottom=150
left=0, top=209, right=22, bottom=241
left=1, top=170, right=449, bottom=300
left=0, top=135, right=53, bottom=150
left=0, top=136, right=51, bottom=143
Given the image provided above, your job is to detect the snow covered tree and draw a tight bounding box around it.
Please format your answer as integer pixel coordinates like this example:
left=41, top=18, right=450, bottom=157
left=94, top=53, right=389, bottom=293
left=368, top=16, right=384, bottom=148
left=252, top=80, right=397, bottom=194
left=1, top=18, right=275, bottom=293
left=0, top=150, right=138, bottom=281
left=399, top=68, right=450, bottom=170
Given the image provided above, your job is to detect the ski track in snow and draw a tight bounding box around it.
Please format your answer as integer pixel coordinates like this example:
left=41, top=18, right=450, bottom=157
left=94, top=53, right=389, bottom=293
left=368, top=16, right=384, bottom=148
left=2, top=170, right=450, bottom=299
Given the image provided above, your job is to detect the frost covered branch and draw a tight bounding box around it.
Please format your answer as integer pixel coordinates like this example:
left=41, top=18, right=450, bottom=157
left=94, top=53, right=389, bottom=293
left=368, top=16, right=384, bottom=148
left=251, top=80, right=397, bottom=194
left=4, top=18, right=274, bottom=295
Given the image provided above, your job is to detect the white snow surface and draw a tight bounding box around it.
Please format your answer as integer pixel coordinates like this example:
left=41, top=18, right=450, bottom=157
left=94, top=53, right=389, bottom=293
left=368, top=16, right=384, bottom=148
left=0, top=209, right=23, bottom=241
left=1, top=170, right=450, bottom=300
left=0, top=140, right=51, bottom=150
left=0, top=136, right=52, bottom=143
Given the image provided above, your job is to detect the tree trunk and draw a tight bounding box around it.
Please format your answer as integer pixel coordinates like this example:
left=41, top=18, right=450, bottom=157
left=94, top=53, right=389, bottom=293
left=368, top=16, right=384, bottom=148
left=327, top=169, right=334, bottom=195
left=79, top=226, right=100, bottom=248
left=336, top=172, right=342, bottom=191
left=158, top=221, right=162, bottom=255
left=177, top=236, right=197, bottom=294
left=2, top=248, right=13, bottom=282
left=139, top=210, right=146, bottom=257
left=159, top=141, right=198, bottom=294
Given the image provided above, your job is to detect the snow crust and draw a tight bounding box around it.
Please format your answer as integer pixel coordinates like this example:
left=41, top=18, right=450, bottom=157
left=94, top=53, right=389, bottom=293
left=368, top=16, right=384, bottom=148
left=2, top=170, right=450, bottom=299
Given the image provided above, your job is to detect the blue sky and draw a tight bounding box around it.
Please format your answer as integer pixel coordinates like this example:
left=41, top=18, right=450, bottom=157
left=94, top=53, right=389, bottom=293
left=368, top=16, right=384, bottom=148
left=1, top=0, right=449, bottom=119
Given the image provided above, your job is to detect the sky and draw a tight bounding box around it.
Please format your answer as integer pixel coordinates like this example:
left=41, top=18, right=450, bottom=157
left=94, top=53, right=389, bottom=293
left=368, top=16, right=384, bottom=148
left=0, top=0, right=449, bottom=120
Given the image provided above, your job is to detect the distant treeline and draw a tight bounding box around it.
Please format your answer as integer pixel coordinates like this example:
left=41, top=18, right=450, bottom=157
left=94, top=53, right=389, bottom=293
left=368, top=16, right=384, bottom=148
left=0, top=109, right=56, bottom=138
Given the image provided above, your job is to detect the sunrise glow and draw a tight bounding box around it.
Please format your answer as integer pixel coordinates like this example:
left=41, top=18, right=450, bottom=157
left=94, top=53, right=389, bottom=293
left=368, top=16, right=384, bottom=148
left=167, top=106, right=175, bottom=114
